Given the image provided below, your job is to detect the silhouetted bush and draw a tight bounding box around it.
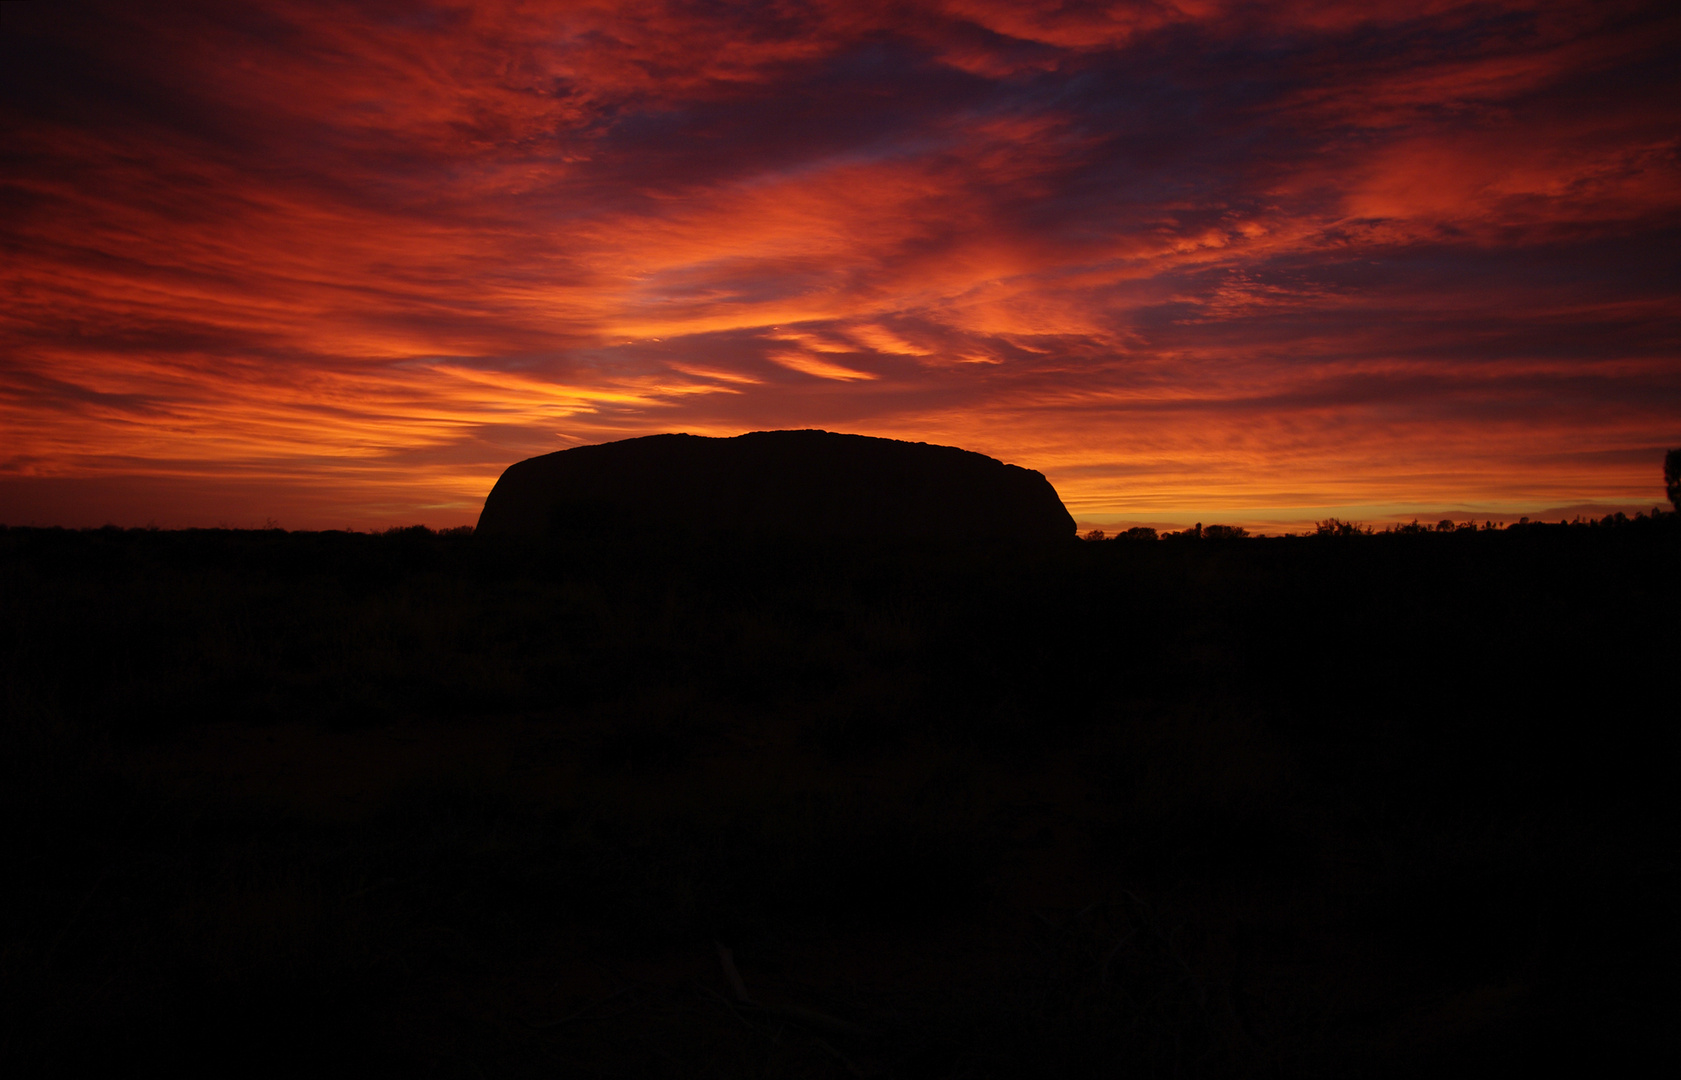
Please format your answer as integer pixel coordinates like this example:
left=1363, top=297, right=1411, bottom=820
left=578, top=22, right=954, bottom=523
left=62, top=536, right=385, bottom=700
left=1314, top=517, right=1371, bottom=537
left=1159, top=521, right=1248, bottom=540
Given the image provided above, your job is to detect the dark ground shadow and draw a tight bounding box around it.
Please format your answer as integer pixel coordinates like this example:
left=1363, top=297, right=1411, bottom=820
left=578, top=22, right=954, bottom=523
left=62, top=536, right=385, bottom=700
left=1, top=517, right=1676, bottom=1076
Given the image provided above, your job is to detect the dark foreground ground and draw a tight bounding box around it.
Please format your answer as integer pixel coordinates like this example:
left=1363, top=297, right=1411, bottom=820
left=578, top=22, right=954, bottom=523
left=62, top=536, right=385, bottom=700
left=2, top=519, right=1676, bottom=1077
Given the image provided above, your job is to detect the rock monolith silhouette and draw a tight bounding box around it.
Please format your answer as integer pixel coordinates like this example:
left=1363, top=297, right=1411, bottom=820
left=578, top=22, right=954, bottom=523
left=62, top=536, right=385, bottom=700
left=475, top=430, right=1075, bottom=542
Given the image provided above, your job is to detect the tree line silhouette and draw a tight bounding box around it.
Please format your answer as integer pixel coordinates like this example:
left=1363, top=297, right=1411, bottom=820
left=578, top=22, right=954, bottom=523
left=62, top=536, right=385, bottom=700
left=1081, top=448, right=1681, bottom=542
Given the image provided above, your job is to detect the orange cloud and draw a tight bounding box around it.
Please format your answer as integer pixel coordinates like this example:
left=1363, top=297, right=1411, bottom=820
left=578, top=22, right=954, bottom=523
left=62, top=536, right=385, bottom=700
left=2, top=0, right=1677, bottom=530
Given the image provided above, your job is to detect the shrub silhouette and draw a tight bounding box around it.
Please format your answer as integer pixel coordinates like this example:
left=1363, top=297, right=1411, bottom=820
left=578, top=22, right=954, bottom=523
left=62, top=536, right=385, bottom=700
left=1666, top=447, right=1680, bottom=512
left=1314, top=518, right=1371, bottom=537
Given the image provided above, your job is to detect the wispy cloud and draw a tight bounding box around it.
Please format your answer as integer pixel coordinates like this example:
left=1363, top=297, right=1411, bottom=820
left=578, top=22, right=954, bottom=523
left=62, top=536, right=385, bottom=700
left=2, top=0, right=1677, bottom=528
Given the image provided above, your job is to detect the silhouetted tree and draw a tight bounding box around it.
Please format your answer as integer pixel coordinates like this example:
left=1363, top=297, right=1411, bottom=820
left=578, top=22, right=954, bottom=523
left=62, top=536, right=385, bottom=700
left=1666, top=448, right=1680, bottom=512
left=1084, top=529, right=1107, bottom=541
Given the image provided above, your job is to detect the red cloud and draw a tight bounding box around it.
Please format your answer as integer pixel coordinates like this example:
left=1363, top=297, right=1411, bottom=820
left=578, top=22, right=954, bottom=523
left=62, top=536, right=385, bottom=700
left=2, top=1, right=1676, bottom=530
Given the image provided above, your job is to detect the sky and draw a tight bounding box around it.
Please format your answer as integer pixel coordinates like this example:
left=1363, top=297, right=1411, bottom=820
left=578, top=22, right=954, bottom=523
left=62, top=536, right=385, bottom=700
left=3, top=0, right=1678, bottom=533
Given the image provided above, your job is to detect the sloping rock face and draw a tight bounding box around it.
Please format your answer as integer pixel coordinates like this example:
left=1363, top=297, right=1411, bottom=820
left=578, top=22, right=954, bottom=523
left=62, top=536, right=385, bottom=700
left=475, top=430, right=1075, bottom=542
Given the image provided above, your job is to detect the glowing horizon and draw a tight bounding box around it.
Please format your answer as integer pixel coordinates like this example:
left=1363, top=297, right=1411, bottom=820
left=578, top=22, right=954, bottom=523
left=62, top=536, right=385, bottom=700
left=3, top=1, right=1678, bottom=533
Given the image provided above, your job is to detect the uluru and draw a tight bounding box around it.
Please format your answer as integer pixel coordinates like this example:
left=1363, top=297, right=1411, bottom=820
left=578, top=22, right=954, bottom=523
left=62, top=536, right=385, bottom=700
left=475, top=430, right=1076, bottom=543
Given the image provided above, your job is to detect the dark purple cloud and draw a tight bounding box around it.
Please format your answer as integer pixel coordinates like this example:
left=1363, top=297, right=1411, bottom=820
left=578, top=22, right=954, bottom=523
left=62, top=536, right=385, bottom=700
left=2, top=0, right=1677, bottom=529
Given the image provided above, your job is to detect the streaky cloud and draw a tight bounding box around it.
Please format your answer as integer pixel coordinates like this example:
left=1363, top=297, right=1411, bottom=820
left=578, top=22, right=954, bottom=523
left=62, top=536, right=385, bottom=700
left=2, top=0, right=1677, bottom=529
